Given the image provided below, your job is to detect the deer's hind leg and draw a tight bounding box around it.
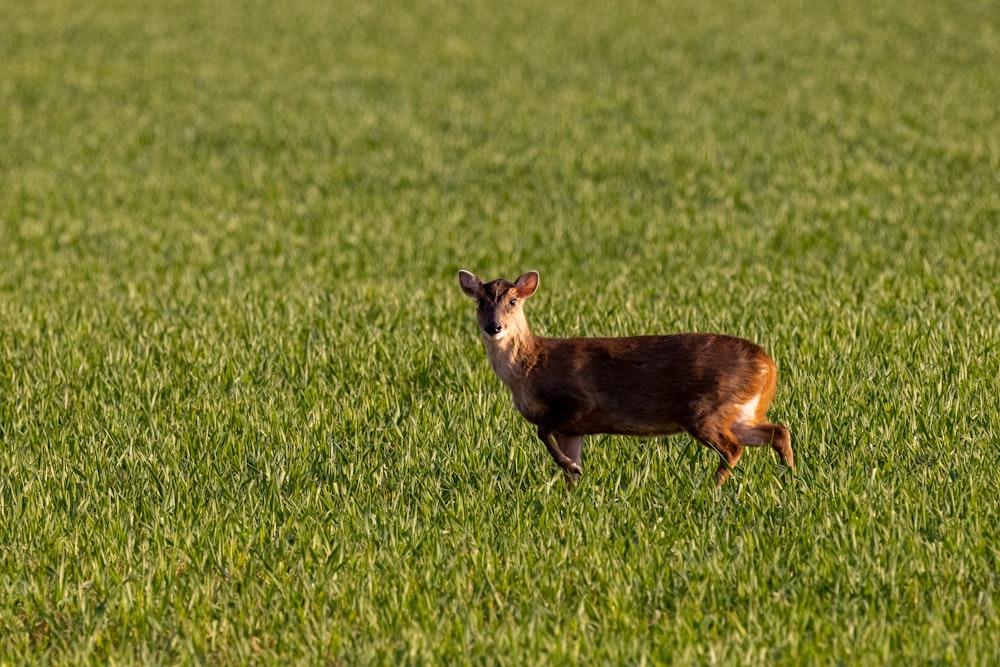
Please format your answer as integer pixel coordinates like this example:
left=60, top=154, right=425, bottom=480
left=732, top=421, right=794, bottom=469
left=732, top=360, right=794, bottom=470
left=686, top=423, right=744, bottom=487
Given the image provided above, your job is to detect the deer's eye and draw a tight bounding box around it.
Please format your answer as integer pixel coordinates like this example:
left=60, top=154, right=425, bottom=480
left=508, top=298, right=517, bottom=307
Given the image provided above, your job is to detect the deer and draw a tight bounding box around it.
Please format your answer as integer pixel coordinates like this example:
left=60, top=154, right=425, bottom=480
left=458, top=269, right=793, bottom=488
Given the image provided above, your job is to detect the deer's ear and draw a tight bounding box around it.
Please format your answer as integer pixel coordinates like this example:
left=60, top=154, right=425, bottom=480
left=458, top=270, right=484, bottom=299
left=514, top=270, right=539, bottom=298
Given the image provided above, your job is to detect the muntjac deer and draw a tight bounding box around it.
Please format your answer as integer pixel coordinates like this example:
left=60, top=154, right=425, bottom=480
left=458, top=269, right=793, bottom=487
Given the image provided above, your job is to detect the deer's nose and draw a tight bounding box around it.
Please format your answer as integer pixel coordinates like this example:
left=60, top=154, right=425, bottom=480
left=484, top=322, right=502, bottom=336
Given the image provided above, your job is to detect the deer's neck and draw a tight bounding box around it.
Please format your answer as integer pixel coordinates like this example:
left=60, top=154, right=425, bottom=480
left=483, top=327, right=538, bottom=390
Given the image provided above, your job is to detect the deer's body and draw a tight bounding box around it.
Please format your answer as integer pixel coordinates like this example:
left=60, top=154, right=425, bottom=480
left=459, top=269, right=793, bottom=486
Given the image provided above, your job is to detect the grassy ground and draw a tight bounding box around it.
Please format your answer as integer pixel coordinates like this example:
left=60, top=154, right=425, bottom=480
left=2, top=0, right=999, bottom=663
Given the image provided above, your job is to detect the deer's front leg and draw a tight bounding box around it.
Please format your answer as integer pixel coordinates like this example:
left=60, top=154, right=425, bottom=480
left=554, top=432, right=584, bottom=488
left=537, top=426, right=583, bottom=481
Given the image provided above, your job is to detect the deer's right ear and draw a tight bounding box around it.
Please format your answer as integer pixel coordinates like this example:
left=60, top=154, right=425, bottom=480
left=458, top=270, right=484, bottom=299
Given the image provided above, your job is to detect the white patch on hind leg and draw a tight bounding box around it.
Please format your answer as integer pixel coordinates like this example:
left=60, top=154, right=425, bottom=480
left=733, top=393, right=770, bottom=446
left=735, top=393, right=761, bottom=425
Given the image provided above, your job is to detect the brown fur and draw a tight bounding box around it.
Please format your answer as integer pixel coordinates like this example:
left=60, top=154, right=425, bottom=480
left=458, top=269, right=793, bottom=487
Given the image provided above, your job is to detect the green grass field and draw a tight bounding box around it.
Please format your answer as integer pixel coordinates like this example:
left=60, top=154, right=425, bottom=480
left=2, top=0, right=999, bottom=663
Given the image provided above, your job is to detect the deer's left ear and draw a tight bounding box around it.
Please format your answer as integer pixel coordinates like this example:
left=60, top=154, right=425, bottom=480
left=514, top=270, right=539, bottom=298
left=458, top=270, right=484, bottom=298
